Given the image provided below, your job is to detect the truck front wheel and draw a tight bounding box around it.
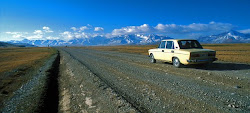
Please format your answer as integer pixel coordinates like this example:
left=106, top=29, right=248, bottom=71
left=173, top=57, right=182, bottom=68
left=150, top=54, right=156, bottom=63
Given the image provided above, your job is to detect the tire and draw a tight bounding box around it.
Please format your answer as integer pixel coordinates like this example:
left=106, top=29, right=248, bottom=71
left=150, top=54, right=156, bottom=63
left=173, top=57, right=182, bottom=68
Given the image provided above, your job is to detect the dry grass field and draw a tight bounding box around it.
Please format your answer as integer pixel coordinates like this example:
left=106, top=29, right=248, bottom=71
left=0, top=47, right=57, bottom=107
left=84, top=45, right=157, bottom=55
left=202, top=44, right=250, bottom=63
left=84, top=43, right=250, bottom=64
left=0, top=47, right=57, bottom=73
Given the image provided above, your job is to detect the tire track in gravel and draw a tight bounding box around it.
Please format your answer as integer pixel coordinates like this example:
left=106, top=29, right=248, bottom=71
left=60, top=49, right=145, bottom=112
left=61, top=48, right=250, bottom=112
left=58, top=49, right=138, bottom=112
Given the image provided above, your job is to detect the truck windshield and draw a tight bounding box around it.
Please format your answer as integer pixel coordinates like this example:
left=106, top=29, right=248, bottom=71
left=178, top=40, right=203, bottom=49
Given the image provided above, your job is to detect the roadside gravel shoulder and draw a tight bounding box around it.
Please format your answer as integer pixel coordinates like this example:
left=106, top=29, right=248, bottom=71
left=0, top=53, right=59, bottom=113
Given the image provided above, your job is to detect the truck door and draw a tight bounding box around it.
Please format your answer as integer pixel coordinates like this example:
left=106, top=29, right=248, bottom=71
left=163, top=41, right=175, bottom=62
left=154, top=41, right=166, bottom=59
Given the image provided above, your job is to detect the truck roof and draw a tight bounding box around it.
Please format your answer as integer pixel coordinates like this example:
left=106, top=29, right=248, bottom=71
left=161, top=39, right=197, bottom=41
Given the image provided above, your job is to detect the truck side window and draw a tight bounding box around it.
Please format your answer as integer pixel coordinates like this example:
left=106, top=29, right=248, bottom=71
left=166, top=41, right=174, bottom=49
left=159, top=41, right=166, bottom=48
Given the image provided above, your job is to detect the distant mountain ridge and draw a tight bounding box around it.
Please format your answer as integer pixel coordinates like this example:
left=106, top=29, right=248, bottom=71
left=7, top=34, right=172, bottom=47
left=0, top=42, right=17, bottom=47
left=0, top=41, right=36, bottom=47
left=5, top=31, right=250, bottom=47
left=198, top=30, right=250, bottom=43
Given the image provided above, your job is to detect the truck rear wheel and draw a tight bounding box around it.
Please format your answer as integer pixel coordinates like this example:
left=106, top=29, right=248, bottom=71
left=173, top=57, right=182, bottom=68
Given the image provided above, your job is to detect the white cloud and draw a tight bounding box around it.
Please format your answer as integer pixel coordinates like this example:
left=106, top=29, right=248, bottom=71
left=112, top=24, right=152, bottom=36
left=34, top=30, right=43, bottom=34
left=4, top=32, right=28, bottom=40
left=43, top=26, right=49, bottom=30
left=79, top=26, right=89, bottom=31
left=46, top=36, right=60, bottom=40
left=91, top=33, right=104, bottom=37
left=94, top=27, right=104, bottom=31
left=87, top=24, right=92, bottom=27
left=71, top=27, right=77, bottom=31
left=74, top=32, right=82, bottom=38
left=73, top=32, right=89, bottom=38
left=70, top=25, right=93, bottom=32
left=5, top=32, right=28, bottom=35
left=27, top=26, right=53, bottom=40
left=81, top=32, right=90, bottom=38
left=154, top=22, right=234, bottom=34
left=26, top=35, right=43, bottom=40
left=5, top=32, right=13, bottom=34
left=28, top=30, right=44, bottom=40
left=155, top=24, right=166, bottom=31
left=238, top=29, right=250, bottom=34
left=60, top=31, right=74, bottom=40
left=43, top=26, right=53, bottom=33
left=60, top=25, right=105, bottom=40
left=105, top=33, right=113, bottom=38
left=5, top=32, right=12, bottom=34
left=111, top=22, right=234, bottom=38
left=59, top=30, right=94, bottom=40
left=4, top=31, right=58, bottom=40
left=3, top=27, right=54, bottom=41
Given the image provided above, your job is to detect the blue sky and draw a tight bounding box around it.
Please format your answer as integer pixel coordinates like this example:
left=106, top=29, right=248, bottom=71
left=0, top=0, right=250, bottom=41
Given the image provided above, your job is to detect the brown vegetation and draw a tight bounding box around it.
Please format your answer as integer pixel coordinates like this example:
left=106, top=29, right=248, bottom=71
left=203, top=44, right=250, bottom=63
left=84, top=45, right=157, bottom=55
left=83, top=43, right=250, bottom=64
left=0, top=47, right=56, bottom=73
left=0, top=47, right=56, bottom=108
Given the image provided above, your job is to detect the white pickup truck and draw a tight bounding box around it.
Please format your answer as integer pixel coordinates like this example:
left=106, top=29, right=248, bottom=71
left=148, top=39, right=217, bottom=68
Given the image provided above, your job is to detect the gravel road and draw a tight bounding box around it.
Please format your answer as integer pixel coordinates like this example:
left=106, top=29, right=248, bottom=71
left=58, top=48, right=250, bottom=113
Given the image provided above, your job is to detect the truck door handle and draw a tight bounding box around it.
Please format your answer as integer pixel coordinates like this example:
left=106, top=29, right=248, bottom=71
left=162, top=50, right=164, bottom=52
left=171, top=50, right=174, bottom=53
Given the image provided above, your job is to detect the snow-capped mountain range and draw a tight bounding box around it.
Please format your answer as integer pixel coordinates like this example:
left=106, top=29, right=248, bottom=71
left=6, top=30, right=250, bottom=47
left=7, top=34, right=171, bottom=47
left=198, top=30, right=250, bottom=43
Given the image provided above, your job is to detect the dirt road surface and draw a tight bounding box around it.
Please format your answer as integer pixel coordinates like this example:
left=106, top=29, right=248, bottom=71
left=58, top=48, right=250, bottom=113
